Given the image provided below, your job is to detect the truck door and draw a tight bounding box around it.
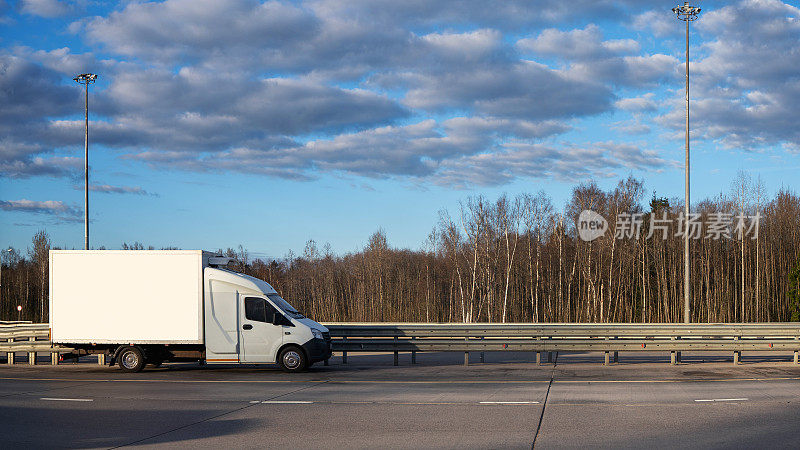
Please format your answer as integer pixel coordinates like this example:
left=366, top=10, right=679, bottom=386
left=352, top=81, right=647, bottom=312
left=239, top=296, right=283, bottom=363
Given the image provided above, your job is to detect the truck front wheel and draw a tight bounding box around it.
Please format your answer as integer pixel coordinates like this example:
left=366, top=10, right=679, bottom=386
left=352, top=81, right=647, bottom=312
left=118, top=346, right=146, bottom=373
left=278, top=346, right=307, bottom=372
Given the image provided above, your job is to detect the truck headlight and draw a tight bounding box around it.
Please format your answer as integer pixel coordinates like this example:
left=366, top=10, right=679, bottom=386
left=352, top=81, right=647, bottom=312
left=312, top=329, right=323, bottom=340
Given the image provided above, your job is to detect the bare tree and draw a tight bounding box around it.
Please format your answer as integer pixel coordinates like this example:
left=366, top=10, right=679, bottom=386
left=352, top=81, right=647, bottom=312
left=29, top=230, right=51, bottom=322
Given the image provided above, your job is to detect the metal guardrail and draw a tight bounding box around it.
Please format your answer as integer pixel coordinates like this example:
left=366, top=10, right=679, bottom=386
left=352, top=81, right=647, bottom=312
left=0, top=323, right=69, bottom=366
left=0, top=323, right=49, bottom=340
left=2, top=323, right=800, bottom=366
left=324, top=323, right=800, bottom=366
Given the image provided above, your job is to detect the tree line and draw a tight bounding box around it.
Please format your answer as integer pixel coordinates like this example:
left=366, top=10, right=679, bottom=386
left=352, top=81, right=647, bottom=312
left=3, top=173, right=800, bottom=323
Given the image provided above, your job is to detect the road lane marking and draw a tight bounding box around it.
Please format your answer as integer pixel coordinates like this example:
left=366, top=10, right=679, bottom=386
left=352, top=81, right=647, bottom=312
left=330, top=401, right=474, bottom=405
left=253, top=400, right=534, bottom=406
left=40, top=397, right=93, bottom=402
left=694, top=398, right=749, bottom=402
left=479, top=401, right=539, bottom=404
left=261, top=400, right=313, bottom=404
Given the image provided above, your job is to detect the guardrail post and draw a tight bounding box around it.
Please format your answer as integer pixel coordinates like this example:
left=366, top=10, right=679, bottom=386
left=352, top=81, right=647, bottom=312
left=733, top=351, right=740, bottom=365
left=98, top=353, right=105, bottom=366
left=51, top=351, right=59, bottom=365
left=28, top=337, right=36, bottom=365
left=795, top=337, right=799, bottom=364
left=393, top=336, right=399, bottom=366
left=464, top=337, right=469, bottom=366
left=480, top=337, right=484, bottom=363
left=536, top=352, right=541, bottom=365
left=411, top=336, right=416, bottom=364
left=604, top=351, right=610, bottom=365
left=670, top=351, right=677, bottom=365
left=7, top=338, right=13, bottom=365
left=342, top=336, right=347, bottom=364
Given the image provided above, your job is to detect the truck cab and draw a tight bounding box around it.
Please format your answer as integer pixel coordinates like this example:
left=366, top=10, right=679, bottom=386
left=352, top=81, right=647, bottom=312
left=203, top=266, right=331, bottom=371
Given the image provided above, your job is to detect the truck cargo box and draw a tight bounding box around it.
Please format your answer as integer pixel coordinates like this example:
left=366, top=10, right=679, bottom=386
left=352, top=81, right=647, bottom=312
left=49, top=250, right=206, bottom=344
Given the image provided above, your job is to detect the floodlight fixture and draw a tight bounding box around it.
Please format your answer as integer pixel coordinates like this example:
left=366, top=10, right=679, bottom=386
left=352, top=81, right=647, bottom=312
left=672, top=3, right=701, bottom=21
left=73, top=73, right=98, bottom=84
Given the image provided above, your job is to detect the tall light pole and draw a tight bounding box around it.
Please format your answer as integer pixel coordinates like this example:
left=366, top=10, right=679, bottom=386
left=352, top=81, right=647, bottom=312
left=672, top=4, right=700, bottom=324
left=73, top=73, right=98, bottom=250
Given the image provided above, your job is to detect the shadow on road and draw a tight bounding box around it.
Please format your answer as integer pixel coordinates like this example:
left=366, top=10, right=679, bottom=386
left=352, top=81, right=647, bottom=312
left=0, top=403, right=260, bottom=448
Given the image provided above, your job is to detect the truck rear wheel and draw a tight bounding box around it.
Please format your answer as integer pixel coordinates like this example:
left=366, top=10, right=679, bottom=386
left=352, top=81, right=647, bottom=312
left=278, top=346, right=307, bottom=372
left=118, top=346, right=146, bottom=373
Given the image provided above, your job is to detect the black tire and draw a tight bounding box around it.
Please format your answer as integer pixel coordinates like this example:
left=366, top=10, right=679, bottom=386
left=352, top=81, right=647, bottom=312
left=118, top=346, right=146, bottom=373
left=278, top=346, right=307, bottom=372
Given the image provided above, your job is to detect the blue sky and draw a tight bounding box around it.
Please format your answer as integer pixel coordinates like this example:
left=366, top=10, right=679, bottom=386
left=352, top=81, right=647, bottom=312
left=2, top=0, right=800, bottom=258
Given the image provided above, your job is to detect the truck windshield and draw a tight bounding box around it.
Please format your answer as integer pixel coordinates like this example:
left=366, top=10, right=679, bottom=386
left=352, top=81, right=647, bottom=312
left=267, top=294, right=304, bottom=319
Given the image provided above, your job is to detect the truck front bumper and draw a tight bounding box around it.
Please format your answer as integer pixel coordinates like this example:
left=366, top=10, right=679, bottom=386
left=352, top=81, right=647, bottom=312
left=302, top=338, right=332, bottom=363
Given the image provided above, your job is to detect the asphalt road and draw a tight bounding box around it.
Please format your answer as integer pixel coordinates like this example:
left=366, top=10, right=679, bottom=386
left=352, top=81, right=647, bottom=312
left=2, top=351, right=800, bottom=449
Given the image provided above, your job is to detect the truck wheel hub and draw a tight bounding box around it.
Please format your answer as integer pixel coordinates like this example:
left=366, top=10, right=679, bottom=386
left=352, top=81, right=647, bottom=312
left=283, top=351, right=300, bottom=368
left=122, top=352, right=138, bottom=368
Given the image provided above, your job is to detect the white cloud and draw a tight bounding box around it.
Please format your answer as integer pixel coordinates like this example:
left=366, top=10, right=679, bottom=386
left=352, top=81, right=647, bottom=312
left=433, top=141, right=676, bottom=188
left=71, top=184, right=155, bottom=196
left=632, top=10, right=678, bottom=38
left=0, top=199, right=81, bottom=222
left=403, top=61, right=613, bottom=118
left=519, top=25, right=676, bottom=87
left=421, top=29, right=504, bottom=62
left=20, top=0, right=71, bottom=18
left=311, top=0, right=666, bottom=31
left=125, top=118, right=673, bottom=188
left=615, top=93, right=658, bottom=112
left=613, top=122, right=652, bottom=135
left=0, top=144, right=82, bottom=178
left=517, top=25, right=639, bottom=60
left=81, top=0, right=318, bottom=64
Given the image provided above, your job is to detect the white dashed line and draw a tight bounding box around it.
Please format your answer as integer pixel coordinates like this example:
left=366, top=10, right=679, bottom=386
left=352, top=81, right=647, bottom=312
left=694, top=398, right=748, bottom=402
left=40, top=398, right=93, bottom=402
left=261, top=400, right=314, bottom=404
left=479, top=401, right=540, bottom=405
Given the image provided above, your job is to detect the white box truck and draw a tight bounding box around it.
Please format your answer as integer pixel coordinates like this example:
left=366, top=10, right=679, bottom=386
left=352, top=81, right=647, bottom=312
left=49, top=250, right=331, bottom=372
